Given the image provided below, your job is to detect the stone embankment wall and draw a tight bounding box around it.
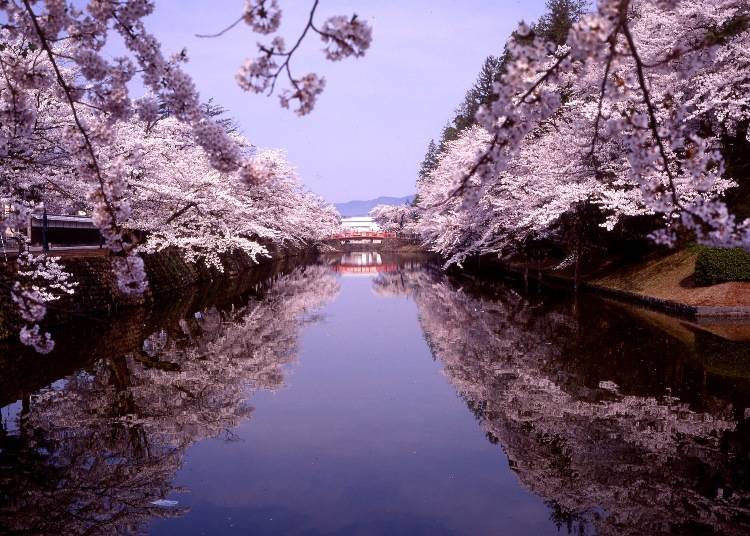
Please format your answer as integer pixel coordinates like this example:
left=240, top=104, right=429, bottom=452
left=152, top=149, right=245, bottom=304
left=454, top=252, right=750, bottom=319
left=0, top=243, right=308, bottom=342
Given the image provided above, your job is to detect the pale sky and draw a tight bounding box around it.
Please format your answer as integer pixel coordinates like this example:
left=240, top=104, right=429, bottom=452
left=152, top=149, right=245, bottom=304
left=140, top=1, right=548, bottom=203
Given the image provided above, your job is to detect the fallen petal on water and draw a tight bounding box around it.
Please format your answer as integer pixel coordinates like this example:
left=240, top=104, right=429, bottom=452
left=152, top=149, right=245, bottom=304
left=151, top=499, right=179, bottom=507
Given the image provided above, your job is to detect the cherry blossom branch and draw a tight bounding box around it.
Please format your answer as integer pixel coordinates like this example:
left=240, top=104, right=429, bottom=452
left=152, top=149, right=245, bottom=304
left=21, top=0, right=117, bottom=220
left=620, top=18, right=681, bottom=208
left=589, top=41, right=617, bottom=161
left=265, top=0, right=320, bottom=96
left=195, top=15, right=245, bottom=39
left=165, top=201, right=198, bottom=224
left=434, top=50, right=572, bottom=208
left=235, top=0, right=371, bottom=115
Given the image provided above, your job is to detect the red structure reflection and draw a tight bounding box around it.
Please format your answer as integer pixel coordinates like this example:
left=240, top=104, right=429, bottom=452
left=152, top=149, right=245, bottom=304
left=330, top=252, right=399, bottom=275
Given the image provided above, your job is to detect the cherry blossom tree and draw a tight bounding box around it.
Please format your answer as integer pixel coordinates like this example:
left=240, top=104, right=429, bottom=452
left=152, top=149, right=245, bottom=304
left=464, top=0, right=749, bottom=246
left=110, top=116, right=340, bottom=270
left=413, top=0, right=749, bottom=266
left=369, top=203, right=419, bottom=235
left=1, top=1, right=367, bottom=351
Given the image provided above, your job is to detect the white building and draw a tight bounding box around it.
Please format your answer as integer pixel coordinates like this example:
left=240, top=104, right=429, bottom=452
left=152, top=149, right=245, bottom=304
left=340, top=216, right=380, bottom=233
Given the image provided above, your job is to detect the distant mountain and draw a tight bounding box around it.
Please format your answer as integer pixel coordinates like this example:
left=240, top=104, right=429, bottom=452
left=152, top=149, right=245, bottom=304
left=334, top=195, right=415, bottom=218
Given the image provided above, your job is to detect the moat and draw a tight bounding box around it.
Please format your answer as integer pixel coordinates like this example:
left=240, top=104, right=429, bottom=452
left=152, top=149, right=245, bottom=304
left=2, top=252, right=750, bottom=535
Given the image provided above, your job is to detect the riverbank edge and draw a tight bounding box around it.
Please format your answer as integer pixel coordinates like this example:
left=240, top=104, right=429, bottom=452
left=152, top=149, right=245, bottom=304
left=453, top=252, right=750, bottom=320
left=0, top=243, right=317, bottom=342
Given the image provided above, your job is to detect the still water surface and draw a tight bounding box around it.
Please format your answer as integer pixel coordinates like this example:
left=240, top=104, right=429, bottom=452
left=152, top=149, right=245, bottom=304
left=1, top=252, right=750, bottom=534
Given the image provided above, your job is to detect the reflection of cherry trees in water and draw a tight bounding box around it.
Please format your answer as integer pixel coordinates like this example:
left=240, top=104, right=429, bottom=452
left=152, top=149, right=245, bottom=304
left=0, top=266, right=339, bottom=535
left=374, top=266, right=750, bottom=535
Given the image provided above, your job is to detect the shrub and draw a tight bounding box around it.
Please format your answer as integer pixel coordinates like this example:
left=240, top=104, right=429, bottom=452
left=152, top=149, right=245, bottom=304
left=694, top=247, right=750, bottom=286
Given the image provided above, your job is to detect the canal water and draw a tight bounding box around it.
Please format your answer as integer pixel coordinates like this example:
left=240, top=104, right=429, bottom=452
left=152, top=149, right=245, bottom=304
left=1, top=252, right=750, bottom=535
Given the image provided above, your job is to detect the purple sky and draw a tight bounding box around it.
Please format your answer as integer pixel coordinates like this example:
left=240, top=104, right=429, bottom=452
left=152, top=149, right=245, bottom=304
left=142, top=1, right=547, bottom=202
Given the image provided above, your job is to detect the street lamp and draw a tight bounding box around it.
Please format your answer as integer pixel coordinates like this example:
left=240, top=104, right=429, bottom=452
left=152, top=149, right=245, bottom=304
left=42, top=205, right=49, bottom=253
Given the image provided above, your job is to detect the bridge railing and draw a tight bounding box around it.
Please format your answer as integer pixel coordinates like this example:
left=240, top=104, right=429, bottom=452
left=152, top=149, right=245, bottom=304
left=329, top=231, right=397, bottom=239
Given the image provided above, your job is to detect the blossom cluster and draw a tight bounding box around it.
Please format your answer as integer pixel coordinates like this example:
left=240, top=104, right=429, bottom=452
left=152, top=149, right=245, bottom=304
left=279, top=73, right=326, bottom=116
left=319, top=15, right=373, bottom=61
left=11, top=252, right=77, bottom=353
left=243, top=0, right=282, bottom=35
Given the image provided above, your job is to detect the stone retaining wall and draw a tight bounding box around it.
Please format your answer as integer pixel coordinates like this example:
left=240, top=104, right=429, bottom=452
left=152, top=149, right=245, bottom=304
left=0, top=243, right=309, bottom=342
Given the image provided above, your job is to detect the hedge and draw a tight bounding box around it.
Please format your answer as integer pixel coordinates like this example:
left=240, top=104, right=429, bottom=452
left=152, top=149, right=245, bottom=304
left=694, top=247, right=750, bottom=286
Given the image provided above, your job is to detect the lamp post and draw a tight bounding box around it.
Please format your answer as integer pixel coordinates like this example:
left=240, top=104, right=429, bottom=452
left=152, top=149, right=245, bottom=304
left=42, top=205, right=49, bottom=253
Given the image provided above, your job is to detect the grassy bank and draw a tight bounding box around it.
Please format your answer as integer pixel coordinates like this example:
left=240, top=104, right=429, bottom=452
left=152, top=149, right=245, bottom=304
left=457, top=248, right=750, bottom=318
left=590, top=249, right=750, bottom=316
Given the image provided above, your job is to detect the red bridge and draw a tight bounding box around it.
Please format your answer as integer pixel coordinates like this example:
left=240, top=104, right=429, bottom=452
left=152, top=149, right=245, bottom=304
left=329, top=231, right=397, bottom=240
